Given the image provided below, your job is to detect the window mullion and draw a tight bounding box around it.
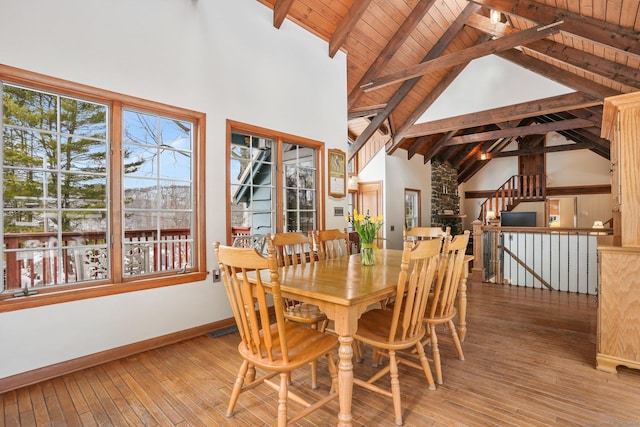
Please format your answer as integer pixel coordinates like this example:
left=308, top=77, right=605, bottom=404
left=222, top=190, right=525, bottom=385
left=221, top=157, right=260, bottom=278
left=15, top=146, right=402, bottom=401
left=111, top=103, right=123, bottom=281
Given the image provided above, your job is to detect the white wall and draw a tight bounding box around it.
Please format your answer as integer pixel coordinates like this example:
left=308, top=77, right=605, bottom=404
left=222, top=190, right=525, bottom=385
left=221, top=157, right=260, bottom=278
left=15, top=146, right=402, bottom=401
left=0, top=0, right=347, bottom=379
left=384, top=152, right=432, bottom=249
left=417, top=55, right=573, bottom=123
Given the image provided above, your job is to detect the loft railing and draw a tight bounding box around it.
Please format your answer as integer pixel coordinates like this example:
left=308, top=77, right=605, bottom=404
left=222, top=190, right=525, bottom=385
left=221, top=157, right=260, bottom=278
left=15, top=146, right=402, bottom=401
left=471, top=222, right=612, bottom=295
left=3, top=228, right=191, bottom=292
left=478, top=174, right=545, bottom=224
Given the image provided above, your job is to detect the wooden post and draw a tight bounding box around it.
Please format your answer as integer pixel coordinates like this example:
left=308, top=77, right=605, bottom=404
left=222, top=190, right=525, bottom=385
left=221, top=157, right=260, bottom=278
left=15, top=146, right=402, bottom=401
left=471, top=220, right=484, bottom=283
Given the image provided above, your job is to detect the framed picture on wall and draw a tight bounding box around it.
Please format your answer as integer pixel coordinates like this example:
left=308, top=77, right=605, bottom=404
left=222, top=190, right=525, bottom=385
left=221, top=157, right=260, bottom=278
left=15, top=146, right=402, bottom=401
left=328, top=148, right=346, bottom=198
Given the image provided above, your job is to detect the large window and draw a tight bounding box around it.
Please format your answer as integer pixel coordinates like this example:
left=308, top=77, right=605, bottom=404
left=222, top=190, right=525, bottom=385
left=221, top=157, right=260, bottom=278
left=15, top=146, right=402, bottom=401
left=228, top=121, right=323, bottom=242
left=1, top=66, right=206, bottom=306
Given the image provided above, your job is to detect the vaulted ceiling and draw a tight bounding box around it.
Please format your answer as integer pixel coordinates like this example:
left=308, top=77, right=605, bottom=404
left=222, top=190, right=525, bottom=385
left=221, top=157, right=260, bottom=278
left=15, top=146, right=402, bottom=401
left=257, top=0, right=640, bottom=182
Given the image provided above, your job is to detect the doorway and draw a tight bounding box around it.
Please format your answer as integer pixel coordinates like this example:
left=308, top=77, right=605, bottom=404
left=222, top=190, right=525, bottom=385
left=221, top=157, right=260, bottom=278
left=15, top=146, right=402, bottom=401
left=358, top=181, right=383, bottom=248
left=547, top=197, right=577, bottom=227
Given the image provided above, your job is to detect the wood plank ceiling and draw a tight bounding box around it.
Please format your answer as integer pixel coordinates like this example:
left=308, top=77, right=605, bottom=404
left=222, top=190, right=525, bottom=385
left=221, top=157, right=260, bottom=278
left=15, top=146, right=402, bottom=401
left=257, top=0, right=640, bottom=182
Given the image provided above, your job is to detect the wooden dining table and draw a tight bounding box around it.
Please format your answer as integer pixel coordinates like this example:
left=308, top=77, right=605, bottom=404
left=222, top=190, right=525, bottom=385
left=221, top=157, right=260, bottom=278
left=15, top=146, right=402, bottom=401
left=253, top=248, right=473, bottom=426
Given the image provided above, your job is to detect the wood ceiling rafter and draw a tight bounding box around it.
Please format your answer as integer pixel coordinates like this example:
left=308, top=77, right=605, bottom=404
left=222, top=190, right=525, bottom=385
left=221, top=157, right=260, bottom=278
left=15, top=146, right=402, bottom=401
left=347, top=0, right=437, bottom=110
left=470, top=0, right=640, bottom=59
left=421, top=130, right=458, bottom=164
left=488, top=141, right=603, bottom=159
left=329, top=0, right=374, bottom=58
left=350, top=2, right=481, bottom=161
left=389, top=31, right=497, bottom=150
left=444, top=117, right=597, bottom=146
left=465, top=13, right=640, bottom=92
left=402, top=92, right=602, bottom=139
left=522, top=40, right=640, bottom=91
left=273, top=0, right=295, bottom=28
left=348, top=104, right=387, bottom=119
left=362, top=20, right=564, bottom=92
left=496, top=49, right=621, bottom=100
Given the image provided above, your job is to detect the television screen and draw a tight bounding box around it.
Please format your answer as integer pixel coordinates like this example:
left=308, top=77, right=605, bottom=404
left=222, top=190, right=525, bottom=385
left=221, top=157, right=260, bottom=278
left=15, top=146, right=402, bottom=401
left=500, top=211, right=537, bottom=227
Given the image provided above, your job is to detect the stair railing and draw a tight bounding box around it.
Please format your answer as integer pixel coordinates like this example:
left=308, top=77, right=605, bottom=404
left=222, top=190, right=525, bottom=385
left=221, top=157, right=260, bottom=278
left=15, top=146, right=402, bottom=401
left=478, top=174, right=545, bottom=224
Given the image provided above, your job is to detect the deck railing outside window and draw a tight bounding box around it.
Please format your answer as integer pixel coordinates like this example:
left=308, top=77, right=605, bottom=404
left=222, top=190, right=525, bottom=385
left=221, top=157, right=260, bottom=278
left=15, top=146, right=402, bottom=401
left=3, top=228, right=190, bottom=292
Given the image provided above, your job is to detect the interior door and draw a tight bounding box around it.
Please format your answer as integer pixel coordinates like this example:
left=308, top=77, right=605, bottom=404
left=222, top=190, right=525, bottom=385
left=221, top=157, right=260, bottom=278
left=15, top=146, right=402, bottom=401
left=358, top=181, right=383, bottom=248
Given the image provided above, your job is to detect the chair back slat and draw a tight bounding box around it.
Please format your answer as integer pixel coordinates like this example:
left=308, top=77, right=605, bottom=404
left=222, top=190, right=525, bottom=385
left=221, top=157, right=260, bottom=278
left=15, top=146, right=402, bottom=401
left=268, top=232, right=314, bottom=267
left=314, top=228, right=350, bottom=260
left=428, top=231, right=470, bottom=320
left=388, top=238, right=442, bottom=343
left=232, top=233, right=267, bottom=252
left=404, top=226, right=450, bottom=246
left=214, top=243, right=288, bottom=363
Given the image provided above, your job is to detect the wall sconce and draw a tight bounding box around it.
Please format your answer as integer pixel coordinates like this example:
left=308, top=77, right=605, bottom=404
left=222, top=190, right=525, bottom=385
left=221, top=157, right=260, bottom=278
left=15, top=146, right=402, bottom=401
left=490, top=9, right=502, bottom=24
left=480, top=153, right=487, bottom=160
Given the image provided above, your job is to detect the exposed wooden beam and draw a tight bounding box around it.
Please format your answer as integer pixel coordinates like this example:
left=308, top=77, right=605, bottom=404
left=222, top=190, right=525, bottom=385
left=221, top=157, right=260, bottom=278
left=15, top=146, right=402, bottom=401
left=273, top=0, right=295, bottom=29
left=347, top=2, right=477, bottom=161
left=451, top=140, right=489, bottom=170
left=547, top=185, right=611, bottom=196
left=421, top=131, right=457, bottom=164
left=348, top=104, right=387, bottom=119
left=486, top=142, right=601, bottom=158
left=465, top=184, right=611, bottom=199
left=390, top=30, right=493, bottom=152
left=471, top=0, right=640, bottom=59
left=465, top=13, right=640, bottom=92
left=347, top=0, right=437, bottom=109
left=496, top=49, right=621, bottom=100
left=445, top=118, right=597, bottom=146
left=329, top=0, right=373, bottom=58
left=457, top=137, right=514, bottom=182
left=390, top=63, right=468, bottom=153
left=522, top=40, right=640, bottom=91
left=362, top=21, right=563, bottom=92
left=403, top=92, right=602, bottom=138
left=407, top=135, right=434, bottom=160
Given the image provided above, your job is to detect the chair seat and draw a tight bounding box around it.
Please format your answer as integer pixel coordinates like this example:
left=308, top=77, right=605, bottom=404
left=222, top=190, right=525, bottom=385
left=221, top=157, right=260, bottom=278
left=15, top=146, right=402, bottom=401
left=285, top=302, right=327, bottom=325
left=239, top=322, right=338, bottom=371
left=355, top=309, right=426, bottom=350
left=425, top=306, right=458, bottom=325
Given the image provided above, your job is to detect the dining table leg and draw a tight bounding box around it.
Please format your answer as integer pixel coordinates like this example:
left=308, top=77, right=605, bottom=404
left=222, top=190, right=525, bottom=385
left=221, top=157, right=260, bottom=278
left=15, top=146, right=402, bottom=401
left=337, top=335, right=354, bottom=426
left=457, top=259, right=471, bottom=341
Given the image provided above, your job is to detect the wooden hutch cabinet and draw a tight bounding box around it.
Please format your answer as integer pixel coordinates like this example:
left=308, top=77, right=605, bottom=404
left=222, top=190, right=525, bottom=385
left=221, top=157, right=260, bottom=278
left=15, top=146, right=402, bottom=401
left=597, top=92, right=640, bottom=373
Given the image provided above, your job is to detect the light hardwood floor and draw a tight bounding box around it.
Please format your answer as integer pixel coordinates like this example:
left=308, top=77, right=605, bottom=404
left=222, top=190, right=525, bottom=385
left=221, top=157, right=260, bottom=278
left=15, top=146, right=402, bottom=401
left=3, top=281, right=640, bottom=426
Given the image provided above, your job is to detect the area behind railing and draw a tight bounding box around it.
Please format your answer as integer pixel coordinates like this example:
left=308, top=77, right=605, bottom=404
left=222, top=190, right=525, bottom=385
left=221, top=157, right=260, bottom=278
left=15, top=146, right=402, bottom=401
left=472, top=222, right=612, bottom=295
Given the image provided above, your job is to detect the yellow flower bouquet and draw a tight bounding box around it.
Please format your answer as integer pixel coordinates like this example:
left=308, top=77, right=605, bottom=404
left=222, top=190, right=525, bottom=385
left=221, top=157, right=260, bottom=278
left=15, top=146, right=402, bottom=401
left=346, top=209, right=383, bottom=265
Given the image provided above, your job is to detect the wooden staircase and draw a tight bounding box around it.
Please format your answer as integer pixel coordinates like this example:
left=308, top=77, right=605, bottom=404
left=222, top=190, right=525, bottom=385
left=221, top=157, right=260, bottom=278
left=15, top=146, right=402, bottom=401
left=478, top=174, right=545, bottom=223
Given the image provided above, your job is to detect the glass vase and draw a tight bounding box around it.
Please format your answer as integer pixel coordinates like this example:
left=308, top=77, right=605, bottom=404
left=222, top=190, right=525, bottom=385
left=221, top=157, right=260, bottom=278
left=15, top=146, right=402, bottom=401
left=360, top=243, right=375, bottom=266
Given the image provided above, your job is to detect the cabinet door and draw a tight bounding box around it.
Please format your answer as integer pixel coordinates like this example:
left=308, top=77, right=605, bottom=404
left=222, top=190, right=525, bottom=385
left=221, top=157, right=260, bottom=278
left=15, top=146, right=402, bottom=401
left=597, top=249, right=640, bottom=373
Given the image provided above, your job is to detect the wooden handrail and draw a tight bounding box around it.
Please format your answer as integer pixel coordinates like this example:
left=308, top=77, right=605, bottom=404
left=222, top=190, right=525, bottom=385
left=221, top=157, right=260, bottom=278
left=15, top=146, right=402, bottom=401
left=478, top=174, right=545, bottom=224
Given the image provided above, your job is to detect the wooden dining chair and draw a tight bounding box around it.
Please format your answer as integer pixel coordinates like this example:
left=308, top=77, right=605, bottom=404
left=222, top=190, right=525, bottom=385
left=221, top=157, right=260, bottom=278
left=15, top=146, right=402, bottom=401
left=231, top=233, right=267, bottom=252
left=213, top=243, right=338, bottom=426
left=312, top=228, right=363, bottom=361
left=422, top=230, right=470, bottom=385
left=353, top=238, right=442, bottom=426
left=266, top=232, right=328, bottom=389
left=403, top=226, right=450, bottom=245
left=313, top=228, right=350, bottom=260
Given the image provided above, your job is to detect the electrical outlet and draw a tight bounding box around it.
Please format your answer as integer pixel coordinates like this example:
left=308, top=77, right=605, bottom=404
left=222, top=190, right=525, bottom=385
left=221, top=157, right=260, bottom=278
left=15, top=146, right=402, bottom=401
left=212, top=269, right=221, bottom=282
